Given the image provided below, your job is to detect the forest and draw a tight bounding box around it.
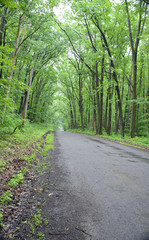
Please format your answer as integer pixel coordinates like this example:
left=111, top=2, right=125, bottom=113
left=0, top=0, right=149, bottom=139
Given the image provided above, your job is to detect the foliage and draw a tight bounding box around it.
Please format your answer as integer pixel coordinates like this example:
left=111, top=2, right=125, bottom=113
left=0, top=123, right=54, bottom=229
left=42, top=134, right=54, bottom=157
left=0, top=159, right=6, bottom=172
left=37, top=232, right=45, bottom=240
left=0, top=190, right=13, bottom=205
left=0, top=0, right=149, bottom=138
left=0, top=212, right=2, bottom=226
left=30, top=208, right=48, bottom=236
left=8, top=172, right=24, bottom=188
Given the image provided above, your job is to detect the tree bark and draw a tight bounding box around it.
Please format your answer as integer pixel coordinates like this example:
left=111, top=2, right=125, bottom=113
left=95, top=62, right=100, bottom=134
left=0, top=7, right=7, bottom=79
left=2, top=14, right=24, bottom=124
left=79, top=73, right=84, bottom=129
left=104, top=92, right=108, bottom=132
left=107, top=88, right=113, bottom=135
left=125, top=0, right=147, bottom=137
left=99, top=55, right=104, bottom=135
left=22, top=67, right=34, bottom=126
left=91, top=16, right=124, bottom=137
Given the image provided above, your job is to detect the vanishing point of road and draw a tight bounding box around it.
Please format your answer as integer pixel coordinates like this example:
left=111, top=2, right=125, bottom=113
left=55, top=131, right=149, bottom=240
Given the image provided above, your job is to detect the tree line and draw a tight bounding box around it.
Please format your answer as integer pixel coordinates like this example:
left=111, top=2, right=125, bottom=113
left=56, top=0, right=149, bottom=138
left=0, top=0, right=148, bottom=138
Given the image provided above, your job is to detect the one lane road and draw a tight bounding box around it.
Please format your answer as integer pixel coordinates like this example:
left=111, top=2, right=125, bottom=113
left=56, top=131, right=149, bottom=240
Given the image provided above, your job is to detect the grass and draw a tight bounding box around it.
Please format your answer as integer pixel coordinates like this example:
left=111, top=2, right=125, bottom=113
left=0, top=159, right=6, bottom=172
left=0, top=190, right=13, bottom=205
left=8, top=172, right=24, bottom=188
left=68, top=128, right=149, bottom=148
left=13, top=123, right=51, bottom=148
left=0, top=123, right=54, bottom=227
left=30, top=208, right=48, bottom=238
left=34, top=133, right=54, bottom=176
left=42, top=134, right=54, bottom=157
left=0, top=212, right=2, bottom=226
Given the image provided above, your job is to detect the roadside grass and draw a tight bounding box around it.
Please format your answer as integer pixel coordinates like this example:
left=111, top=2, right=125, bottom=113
left=68, top=128, right=149, bottom=148
left=0, top=123, right=54, bottom=228
left=42, top=134, right=54, bottom=157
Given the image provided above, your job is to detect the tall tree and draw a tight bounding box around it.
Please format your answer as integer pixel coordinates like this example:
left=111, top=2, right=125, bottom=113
left=125, top=0, right=147, bottom=137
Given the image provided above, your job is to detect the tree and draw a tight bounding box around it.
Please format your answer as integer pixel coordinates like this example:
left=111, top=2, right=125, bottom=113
left=125, top=0, right=147, bottom=137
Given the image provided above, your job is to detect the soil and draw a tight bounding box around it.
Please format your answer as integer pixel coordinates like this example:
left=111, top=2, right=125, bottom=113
left=0, top=133, right=86, bottom=240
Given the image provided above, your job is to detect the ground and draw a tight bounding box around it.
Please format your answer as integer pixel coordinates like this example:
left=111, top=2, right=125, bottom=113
left=0, top=133, right=86, bottom=240
left=0, top=131, right=149, bottom=240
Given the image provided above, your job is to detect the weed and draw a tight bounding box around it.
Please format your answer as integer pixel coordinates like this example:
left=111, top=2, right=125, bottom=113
left=0, top=190, right=13, bottom=205
left=21, top=166, right=29, bottom=175
left=32, top=209, right=43, bottom=228
left=42, top=134, right=54, bottom=157
left=28, top=152, right=36, bottom=162
left=30, top=208, right=49, bottom=235
left=51, top=182, right=56, bottom=186
left=8, top=172, right=24, bottom=188
left=0, top=159, right=6, bottom=172
left=37, top=232, right=45, bottom=240
left=22, top=220, right=28, bottom=224
left=22, top=152, right=36, bottom=162
left=30, top=225, right=35, bottom=235
left=0, top=212, right=3, bottom=226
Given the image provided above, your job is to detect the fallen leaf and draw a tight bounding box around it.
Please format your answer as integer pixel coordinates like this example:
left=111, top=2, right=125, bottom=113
left=64, top=228, right=69, bottom=231
left=48, top=193, right=54, bottom=197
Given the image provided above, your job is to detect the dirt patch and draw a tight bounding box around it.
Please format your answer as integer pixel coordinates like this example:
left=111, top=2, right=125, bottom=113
left=0, top=133, right=88, bottom=240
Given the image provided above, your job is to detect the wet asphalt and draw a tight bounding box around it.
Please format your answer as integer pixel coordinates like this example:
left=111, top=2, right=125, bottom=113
left=56, top=131, right=149, bottom=240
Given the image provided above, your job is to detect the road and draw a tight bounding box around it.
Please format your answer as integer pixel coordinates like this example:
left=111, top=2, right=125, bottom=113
left=55, top=131, right=149, bottom=240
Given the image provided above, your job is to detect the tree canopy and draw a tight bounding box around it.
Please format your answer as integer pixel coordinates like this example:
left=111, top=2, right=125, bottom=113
left=0, top=0, right=148, bottom=137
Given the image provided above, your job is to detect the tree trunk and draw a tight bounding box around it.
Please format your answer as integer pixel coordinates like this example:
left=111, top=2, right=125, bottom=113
left=79, top=73, right=84, bottom=129
left=0, top=7, right=7, bottom=79
left=130, top=53, right=137, bottom=137
left=115, top=95, right=119, bottom=134
left=104, top=93, right=108, bottom=132
left=125, top=0, right=147, bottom=137
left=95, top=62, right=100, bottom=134
left=91, top=17, right=124, bottom=136
left=2, top=14, right=24, bottom=124
left=99, top=55, right=104, bottom=135
left=107, top=88, right=113, bottom=135
left=22, top=67, right=34, bottom=126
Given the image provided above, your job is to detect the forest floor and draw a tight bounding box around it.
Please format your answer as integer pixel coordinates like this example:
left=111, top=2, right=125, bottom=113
left=0, top=129, right=148, bottom=240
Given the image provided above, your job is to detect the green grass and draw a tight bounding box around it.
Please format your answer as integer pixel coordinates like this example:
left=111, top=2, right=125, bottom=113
left=8, top=172, right=24, bottom=188
left=30, top=208, right=48, bottom=236
left=0, top=159, right=6, bottom=172
left=14, top=123, right=51, bottom=148
left=42, top=134, right=54, bottom=157
left=0, top=212, right=3, bottom=226
left=0, top=190, right=13, bottom=205
left=0, top=123, right=54, bottom=227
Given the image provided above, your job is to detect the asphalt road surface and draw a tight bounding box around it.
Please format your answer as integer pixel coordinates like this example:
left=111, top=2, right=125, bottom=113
left=56, top=131, right=149, bottom=240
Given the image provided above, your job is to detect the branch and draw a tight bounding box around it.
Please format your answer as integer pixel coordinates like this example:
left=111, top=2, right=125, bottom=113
left=135, top=2, right=147, bottom=52
left=55, top=19, right=95, bottom=75
left=84, top=15, right=97, bottom=53
left=17, top=25, right=41, bottom=51
left=91, top=15, right=112, bottom=59
left=125, top=0, right=134, bottom=53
